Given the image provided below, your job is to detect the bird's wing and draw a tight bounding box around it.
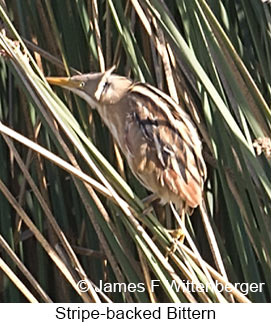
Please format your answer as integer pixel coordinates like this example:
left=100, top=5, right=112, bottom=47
left=124, top=83, right=206, bottom=208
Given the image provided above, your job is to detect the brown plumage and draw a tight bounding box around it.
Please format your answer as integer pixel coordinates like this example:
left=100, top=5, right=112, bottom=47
left=47, top=67, right=206, bottom=214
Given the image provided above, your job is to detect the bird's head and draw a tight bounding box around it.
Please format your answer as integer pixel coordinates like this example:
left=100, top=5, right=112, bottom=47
left=46, top=66, right=132, bottom=108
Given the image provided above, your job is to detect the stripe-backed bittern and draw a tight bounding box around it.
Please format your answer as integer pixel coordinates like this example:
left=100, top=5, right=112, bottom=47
left=47, top=67, right=206, bottom=216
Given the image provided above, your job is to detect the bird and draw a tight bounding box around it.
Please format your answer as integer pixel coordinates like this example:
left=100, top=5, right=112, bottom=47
left=46, top=67, right=206, bottom=219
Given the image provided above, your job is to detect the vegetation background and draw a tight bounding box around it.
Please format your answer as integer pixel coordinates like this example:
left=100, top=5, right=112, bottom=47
left=0, top=0, right=271, bottom=303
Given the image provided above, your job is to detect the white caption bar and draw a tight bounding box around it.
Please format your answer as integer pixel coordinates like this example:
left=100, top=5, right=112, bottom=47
left=0, top=303, right=269, bottom=322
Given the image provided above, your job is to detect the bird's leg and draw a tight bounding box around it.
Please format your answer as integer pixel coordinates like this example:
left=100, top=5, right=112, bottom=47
left=166, top=206, right=186, bottom=258
left=141, top=193, right=159, bottom=215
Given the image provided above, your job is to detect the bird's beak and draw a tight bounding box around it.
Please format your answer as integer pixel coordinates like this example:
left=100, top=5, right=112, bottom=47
left=46, top=76, right=82, bottom=89
left=46, top=66, right=116, bottom=89
left=46, top=74, right=101, bottom=108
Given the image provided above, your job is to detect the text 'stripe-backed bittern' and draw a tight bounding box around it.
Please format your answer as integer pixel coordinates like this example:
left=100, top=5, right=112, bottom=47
left=47, top=67, right=206, bottom=215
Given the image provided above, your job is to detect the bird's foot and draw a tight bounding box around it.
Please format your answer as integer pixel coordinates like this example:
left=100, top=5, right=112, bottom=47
left=165, top=228, right=185, bottom=259
left=168, top=228, right=185, bottom=242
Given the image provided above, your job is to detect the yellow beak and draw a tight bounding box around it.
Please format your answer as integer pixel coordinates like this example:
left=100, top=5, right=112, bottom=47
left=46, top=76, right=82, bottom=89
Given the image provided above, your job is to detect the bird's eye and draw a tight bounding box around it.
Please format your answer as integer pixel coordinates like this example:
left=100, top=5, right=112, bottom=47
left=79, top=81, right=85, bottom=88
